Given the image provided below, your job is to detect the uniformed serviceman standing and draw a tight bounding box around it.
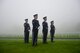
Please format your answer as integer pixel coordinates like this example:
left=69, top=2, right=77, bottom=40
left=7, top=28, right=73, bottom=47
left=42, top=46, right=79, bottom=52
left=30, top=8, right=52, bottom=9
left=42, top=16, right=48, bottom=44
left=32, top=14, right=40, bottom=46
left=50, top=21, right=55, bottom=42
left=24, top=19, right=30, bottom=43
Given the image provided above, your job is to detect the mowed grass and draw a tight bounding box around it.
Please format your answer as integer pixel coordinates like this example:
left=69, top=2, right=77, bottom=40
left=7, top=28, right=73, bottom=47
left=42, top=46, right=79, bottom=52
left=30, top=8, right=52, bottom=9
left=0, top=40, right=80, bottom=53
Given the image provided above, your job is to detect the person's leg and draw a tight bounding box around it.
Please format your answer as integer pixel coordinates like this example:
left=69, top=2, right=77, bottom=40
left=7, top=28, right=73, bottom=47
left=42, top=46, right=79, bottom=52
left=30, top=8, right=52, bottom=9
left=24, top=32, right=27, bottom=43
left=24, top=32, right=26, bottom=43
left=33, top=30, right=37, bottom=46
left=53, top=31, right=55, bottom=41
left=43, top=31, right=47, bottom=43
left=51, top=31, right=55, bottom=42
left=43, top=31, right=45, bottom=43
left=51, top=34, right=53, bottom=42
left=45, top=31, right=48, bottom=43
left=35, top=30, right=38, bottom=45
left=46, top=31, right=48, bottom=43
left=26, top=32, right=29, bottom=43
left=44, top=34, right=46, bottom=43
left=34, top=31, right=36, bottom=45
left=28, top=32, right=29, bottom=43
left=32, top=31, right=35, bottom=46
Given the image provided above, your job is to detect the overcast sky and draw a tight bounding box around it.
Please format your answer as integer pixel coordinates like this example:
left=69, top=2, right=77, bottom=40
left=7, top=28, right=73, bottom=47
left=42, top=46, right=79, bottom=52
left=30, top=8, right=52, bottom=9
left=0, top=0, right=80, bottom=36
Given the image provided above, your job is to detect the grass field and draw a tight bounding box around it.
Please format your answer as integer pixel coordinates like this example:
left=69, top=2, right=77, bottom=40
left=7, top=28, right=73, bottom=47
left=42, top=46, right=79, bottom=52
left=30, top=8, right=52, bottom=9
left=0, top=40, right=80, bottom=53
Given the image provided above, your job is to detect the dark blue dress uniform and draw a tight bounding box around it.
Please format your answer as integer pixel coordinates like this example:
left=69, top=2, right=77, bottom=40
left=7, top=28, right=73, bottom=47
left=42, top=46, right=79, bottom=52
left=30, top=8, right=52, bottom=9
left=24, top=22, right=30, bottom=43
left=32, top=19, right=40, bottom=46
left=50, top=24, right=55, bottom=42
left=42, top=21, right=48, bottom=43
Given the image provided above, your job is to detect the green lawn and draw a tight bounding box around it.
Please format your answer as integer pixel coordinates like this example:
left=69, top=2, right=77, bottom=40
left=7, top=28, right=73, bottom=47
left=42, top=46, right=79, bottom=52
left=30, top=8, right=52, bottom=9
left=0, top=40, right=80, bottom=53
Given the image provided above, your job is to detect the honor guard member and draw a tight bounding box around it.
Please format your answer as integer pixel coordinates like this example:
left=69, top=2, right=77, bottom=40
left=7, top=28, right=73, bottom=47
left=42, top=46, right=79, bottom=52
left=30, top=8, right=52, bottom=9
left=32, top=14, right=40, bottom=46
left=24, top=19, right=30, bottom=43
left=42, top=16, right=48, bottom=44
left=50, top=21, right=55, bottom=42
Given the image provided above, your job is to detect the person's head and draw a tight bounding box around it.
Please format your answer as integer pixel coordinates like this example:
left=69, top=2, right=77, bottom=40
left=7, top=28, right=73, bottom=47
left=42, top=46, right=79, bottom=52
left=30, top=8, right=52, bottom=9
left=51, top=21, right=54, bottom=25
left=43, top=16, right=47, bottom=21
left=25, top=19, right=28, bottom=23
left=33, top=14, right=38, bottom=19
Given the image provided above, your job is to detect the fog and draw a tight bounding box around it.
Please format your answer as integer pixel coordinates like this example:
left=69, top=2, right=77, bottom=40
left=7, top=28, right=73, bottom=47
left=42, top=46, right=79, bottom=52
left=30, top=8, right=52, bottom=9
left=0, top=0, right=80, bottom=36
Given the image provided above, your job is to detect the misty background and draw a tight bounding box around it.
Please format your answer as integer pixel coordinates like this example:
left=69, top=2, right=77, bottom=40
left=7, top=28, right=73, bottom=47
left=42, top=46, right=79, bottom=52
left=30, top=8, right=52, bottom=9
left=0, top=0, right=80, bottom=36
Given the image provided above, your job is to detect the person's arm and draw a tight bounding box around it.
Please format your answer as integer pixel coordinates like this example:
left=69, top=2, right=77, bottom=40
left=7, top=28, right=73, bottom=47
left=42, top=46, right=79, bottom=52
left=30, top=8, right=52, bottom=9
left=28, top=24, right=30, bottom=30
left=46, top=23, right=48, bottom=29
left=37, top=21, right=40, bottom=29
left=42, top=22, right=45, bottom=29
left=32, top=20, right=34, bottom=26
left=38, top=21, right=40, bottom=27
